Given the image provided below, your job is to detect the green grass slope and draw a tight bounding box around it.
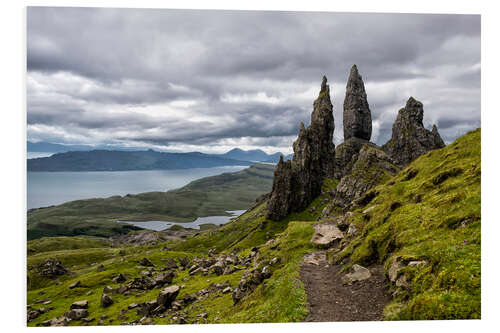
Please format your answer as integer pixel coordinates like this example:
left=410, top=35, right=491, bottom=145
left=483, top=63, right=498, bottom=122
left=336, top=128, right=481, bottom=319
left=27, top=164, right=274, bottom=240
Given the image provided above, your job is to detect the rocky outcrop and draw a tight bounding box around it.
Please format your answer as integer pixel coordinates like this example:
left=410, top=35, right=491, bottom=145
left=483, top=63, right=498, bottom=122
left=343, top=65, right=372, bottom=141
left=382, top=97, right=445, bottom=167
left=311, top=223, right=344, bottom=248
left=333, top=137, right=366, bottom=179
left=267, top=76, right=335, bottom=221
left=332, top=144, right=399, bottom=210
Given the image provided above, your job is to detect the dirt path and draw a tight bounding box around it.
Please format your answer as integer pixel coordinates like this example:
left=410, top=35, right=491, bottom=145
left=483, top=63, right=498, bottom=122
left=299, top=251, right=391, bottom=322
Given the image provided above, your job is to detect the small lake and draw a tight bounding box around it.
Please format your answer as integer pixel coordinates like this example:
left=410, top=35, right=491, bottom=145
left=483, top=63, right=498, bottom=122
left=116, top=210, right=247, bottom=231
left=27, top=166, right=247, bottom=209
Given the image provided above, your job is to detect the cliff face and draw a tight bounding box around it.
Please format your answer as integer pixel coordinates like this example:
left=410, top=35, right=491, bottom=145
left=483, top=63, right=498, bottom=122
left=266, top=76, right=335, bottom=221
left=382, top=97, right=445, bottom=167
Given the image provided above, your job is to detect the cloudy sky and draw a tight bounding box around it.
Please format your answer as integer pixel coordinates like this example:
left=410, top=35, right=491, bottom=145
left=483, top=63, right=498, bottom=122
left=27, top=7, right=480, bottom=154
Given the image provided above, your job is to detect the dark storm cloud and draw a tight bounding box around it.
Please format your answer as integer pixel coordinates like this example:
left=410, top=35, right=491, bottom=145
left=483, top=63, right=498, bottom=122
left=27, top=7, right=480, bottom=153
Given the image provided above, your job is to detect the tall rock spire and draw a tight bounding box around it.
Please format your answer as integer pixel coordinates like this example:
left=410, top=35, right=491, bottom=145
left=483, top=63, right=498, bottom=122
left=266, top=76, right=335, bottom=221
left=382, top=97, right=445, bottom=167
left=343, top=65, right=372, bottom=141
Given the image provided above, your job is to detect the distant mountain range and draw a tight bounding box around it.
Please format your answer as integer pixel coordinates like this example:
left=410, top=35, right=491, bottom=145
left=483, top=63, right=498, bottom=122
left=27, top=142, right=293, bottom=171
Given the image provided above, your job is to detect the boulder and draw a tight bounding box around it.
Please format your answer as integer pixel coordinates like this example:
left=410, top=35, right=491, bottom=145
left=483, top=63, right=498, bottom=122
left=311, top=223, right=344, bottom=248
left=112, top=273, right=127, bottom=284
left=341, top=264, right=372, bottom=285
left=100, top=294, right=113, bottom=308
left=267, top=76, right=335, bottom=221
left=36, top=258, right=68, bottom=277
left=65, top=309, right=88, bottom=320
left=139, top=257, right=155, bottom=267
left=127, top=277, right=156, bottom=290
left=343, top=65, right=372, bottom=141
left=382, top=97, right=445, bottom=167
left=70, top=300, right=88, bottom=309
left=154, top=271, right=175, bottom=287
left=68, top=280, right=81, bottom=289
left=157, top=285, right=180, bottom=307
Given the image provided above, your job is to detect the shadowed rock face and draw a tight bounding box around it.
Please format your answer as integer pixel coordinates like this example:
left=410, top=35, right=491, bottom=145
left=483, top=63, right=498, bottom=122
left=267, top=76, right=335, bottom=221
left=343, top=65, right=372, bottom=141
left=382, top=97, right=445, bottom=167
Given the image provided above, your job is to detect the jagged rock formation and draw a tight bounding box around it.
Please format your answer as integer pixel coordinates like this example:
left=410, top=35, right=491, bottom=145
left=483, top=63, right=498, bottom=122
left=332, top=144, right=399, bottom=210
left=266, top=76, right=335, bottom=221
left=382, top=97, right=445, bottom=167
left=343, top=65, right=372, bottom=141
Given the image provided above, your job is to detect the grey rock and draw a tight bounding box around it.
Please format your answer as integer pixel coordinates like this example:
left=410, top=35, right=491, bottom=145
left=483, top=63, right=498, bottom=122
left=157, top=285, right=180, bottom=307
left=343, top=65, right=372, bottom=141
left=311, top=223, right=344, bottom=248
left=68, top=280, right=81, bottom=289
left=332, top=144, right=399, bottom=210
left=267, top=76, right=335, bottom=221
left=112, top=273, right=127, bottom=283
left=154, top=271, right=175, bottom=287
left=382, top=97, right=445, bottom=167
left=139, top=257, right=155, bottom=267
left=341, top=264, right=372, bottom=285
left=70, top=300, right=88, bottom=309
left=65, top=309, right=88, bottom=320
left=100, top=294, right=113, bottom=308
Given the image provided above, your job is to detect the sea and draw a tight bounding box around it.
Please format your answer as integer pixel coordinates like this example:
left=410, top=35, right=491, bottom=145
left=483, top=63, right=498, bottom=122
left=27, top=165, right=248, bottom=210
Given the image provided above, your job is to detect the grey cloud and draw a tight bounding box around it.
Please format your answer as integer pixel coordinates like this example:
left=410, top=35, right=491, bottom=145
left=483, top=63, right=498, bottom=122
left=27, top=7, right=480, bottom=152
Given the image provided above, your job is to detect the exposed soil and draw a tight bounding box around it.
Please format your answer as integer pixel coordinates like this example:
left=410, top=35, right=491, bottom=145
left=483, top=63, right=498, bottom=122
left=299, top=251, right=391, bottom=322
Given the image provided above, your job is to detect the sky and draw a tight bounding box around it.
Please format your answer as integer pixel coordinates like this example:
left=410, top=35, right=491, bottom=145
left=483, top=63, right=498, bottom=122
left=27, top=7, right=481, bottom=154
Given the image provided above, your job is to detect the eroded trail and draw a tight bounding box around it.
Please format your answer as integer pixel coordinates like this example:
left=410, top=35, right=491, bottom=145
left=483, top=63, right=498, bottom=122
left=299, top=251, right=391, bottom=322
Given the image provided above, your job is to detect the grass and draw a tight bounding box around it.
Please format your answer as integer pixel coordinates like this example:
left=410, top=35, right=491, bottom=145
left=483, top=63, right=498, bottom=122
left=335, top=128, right=481, bottom=320
left=27, top=163, right=274, bottom=240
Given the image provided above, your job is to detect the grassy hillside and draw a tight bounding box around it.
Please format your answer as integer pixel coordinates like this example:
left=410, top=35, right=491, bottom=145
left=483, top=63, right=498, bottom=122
left=336, top=128, right=481, bottom=319
left=28, top=164, right=275, bottom=240
left=26, top=129, right=480, bottom=325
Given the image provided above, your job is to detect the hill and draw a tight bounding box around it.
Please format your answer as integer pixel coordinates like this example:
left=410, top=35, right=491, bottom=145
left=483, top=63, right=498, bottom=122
left=27, top=150, right=253, bottom=172
left=27, top=164, right=275, bottom=240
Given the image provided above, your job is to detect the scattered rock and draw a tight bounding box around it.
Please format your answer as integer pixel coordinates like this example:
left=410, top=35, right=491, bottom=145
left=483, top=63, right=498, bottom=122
left=65, top=309, right=89, bottom=320
left=70, top=300, right=88, bottom=309
left=157, top=285, right=180, bottom=307
left=101, top=294, right=113, bottom=308
left=69, top=280, right=81, bottom=289
left=96, top=264, right=106, bottom=272
left=222, top=286, right=232, bottom=294
left=139, top=257, right=155, bottom=267
left=154, top=271, right=175, bottom=287
left=303, top=252, right=327, bottom=266
left=35, top=258, right=68, bottom=277
left=112, top=273, right=127, bottom=284
left=408, top=260, right=428, bottom=267
left=341, top=264, right=372, bottom=285
left=311, top=223, right=344, bottom=248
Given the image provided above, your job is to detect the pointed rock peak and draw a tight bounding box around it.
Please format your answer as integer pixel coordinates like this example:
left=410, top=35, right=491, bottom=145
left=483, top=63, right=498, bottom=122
left=382, top=98, right=445, bottom=167
left=321, top=75, right=328, bottom=92
left=349, top=64, right=359, bottom=76
left=299, top=122, right=306, bottom=132
left=343, top=65, right=372, bottom=141
left=278, top=155, right=284, bottom=164
left=406, top=96, right=423, bottom=109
